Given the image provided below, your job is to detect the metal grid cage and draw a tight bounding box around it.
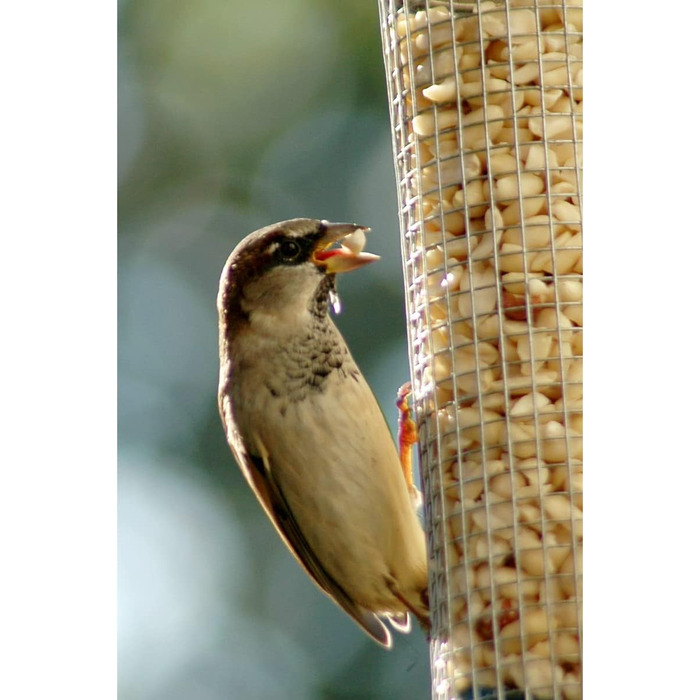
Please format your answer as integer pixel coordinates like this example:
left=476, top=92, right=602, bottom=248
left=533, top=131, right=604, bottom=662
left=377, top=1, right=582, bottom=698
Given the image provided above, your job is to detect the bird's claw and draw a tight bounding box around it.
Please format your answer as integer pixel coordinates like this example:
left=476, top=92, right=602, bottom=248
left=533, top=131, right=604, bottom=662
left=397, top=382, right=420, bottom=501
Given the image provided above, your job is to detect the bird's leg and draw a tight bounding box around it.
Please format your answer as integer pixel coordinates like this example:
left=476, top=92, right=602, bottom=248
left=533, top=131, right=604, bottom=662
left=397, top=382, right=422, bottom=510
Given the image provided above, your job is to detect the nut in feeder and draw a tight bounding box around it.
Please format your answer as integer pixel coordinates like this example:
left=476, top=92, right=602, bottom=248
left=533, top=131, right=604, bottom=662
left=377, top=1, right=583, bottom=697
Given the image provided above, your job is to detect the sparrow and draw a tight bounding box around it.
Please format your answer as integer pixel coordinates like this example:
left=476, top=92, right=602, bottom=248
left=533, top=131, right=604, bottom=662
left=217, top=218, right=429, bottom=647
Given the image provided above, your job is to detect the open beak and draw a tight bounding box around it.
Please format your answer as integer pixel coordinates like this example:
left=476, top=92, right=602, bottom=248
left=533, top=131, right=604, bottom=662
left=312, top=221, right=380, bottom=274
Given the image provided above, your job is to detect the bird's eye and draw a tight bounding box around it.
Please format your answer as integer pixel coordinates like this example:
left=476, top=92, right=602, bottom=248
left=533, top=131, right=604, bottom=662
left=278, top=239, right=302, bottom=262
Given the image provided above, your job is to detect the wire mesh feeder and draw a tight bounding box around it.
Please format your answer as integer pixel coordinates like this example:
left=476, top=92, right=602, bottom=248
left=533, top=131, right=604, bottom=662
left=377, top=1, right=582, bottom=698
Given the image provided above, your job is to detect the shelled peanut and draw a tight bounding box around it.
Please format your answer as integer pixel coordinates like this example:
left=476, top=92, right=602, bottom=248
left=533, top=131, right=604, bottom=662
left=393, top=2, right=582, bottom=698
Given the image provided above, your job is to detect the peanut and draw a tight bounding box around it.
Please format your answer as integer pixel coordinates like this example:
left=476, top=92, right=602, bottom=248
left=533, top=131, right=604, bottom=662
left=383, top=1, right=582, bottom=696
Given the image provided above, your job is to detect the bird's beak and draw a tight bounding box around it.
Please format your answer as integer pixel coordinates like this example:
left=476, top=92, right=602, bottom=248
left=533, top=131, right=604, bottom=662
left=312, top=222, right=380, bottom=274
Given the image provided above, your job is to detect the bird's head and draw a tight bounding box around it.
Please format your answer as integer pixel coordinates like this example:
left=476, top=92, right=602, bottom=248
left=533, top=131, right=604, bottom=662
left=217, top=218, right=379, bottom=335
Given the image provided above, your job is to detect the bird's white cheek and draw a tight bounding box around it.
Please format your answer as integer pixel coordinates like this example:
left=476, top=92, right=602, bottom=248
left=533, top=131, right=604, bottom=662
left=241, top=263, right=322, bottom=336
left=247, top=303, right=311, bottom=338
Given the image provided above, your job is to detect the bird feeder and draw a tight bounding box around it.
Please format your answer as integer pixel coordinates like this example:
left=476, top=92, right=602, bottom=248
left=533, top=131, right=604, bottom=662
left=377, top=1, right=582, bottom=698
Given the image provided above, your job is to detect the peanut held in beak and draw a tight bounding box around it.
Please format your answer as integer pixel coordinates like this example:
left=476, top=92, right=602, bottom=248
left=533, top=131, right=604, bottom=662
left=313, top=222, right=380, bottom=274
left=341, top=228, right=368, bottom=255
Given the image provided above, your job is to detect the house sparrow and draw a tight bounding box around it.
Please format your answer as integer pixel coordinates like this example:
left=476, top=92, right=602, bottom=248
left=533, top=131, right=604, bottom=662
left=217, top=218, right=429, bottom=647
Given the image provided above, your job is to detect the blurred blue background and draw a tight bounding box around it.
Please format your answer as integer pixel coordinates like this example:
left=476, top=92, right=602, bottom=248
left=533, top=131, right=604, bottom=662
left=118, top=0, right=430, bottom=698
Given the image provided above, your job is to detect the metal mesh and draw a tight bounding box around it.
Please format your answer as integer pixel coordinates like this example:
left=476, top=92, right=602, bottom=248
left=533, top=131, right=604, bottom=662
left=377, top=2, right=582, bottom=698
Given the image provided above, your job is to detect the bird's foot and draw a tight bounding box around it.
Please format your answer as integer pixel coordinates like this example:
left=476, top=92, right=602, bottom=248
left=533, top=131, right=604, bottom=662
left=397, top=382, right=420, bottom=501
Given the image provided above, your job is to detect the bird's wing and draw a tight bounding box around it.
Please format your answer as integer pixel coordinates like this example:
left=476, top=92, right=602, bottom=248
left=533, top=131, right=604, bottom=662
left=222, top=403, right=393, bottom=647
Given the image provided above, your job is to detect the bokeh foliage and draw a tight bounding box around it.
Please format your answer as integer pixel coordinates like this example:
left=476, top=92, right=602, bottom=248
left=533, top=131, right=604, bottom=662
left=118, top=1, right=430, bottom=697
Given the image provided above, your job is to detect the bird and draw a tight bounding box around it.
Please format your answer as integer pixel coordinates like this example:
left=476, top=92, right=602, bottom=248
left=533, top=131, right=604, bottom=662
left=216, top=218, right=429, bottom=647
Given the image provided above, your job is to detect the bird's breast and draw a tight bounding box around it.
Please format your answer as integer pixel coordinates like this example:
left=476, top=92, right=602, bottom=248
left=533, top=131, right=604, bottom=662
left=233, top=317, right=353, bottom=403
left=252, top=369, right=426, bottom=606
left=224, top=320, right=427, bottom=609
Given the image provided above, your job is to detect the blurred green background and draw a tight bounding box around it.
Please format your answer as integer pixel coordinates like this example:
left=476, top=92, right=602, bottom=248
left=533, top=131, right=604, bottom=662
left=118, top=0, right=430, bottom=698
